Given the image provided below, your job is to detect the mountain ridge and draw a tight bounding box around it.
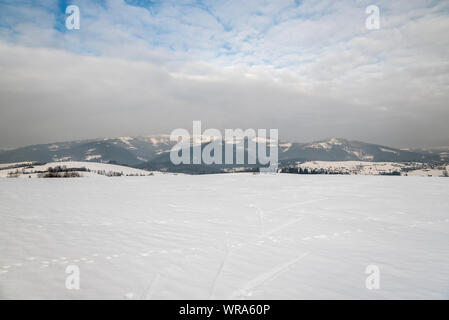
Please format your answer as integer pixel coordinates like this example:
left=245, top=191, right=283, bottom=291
left=0, top=136, right=445, bottom=172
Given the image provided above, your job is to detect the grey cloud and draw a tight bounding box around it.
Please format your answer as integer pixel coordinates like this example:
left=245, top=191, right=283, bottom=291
left=0, top=0, right=449, bottom=149
left=1, top=39, right=449, bottom=149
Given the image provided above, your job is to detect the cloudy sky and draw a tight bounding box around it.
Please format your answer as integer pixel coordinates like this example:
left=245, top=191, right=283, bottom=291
left=0, top=0, right=448, bottom=149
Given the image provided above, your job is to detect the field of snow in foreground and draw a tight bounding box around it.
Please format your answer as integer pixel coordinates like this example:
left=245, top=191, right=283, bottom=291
left=1, top=174, right=449, bottom=299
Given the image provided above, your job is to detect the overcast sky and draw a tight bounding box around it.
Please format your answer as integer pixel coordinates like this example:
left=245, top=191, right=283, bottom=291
left=0, top=0, right=448, bottom=149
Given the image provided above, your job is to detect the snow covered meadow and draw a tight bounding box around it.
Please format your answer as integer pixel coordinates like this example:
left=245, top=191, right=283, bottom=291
left=1, top=174, right=449, bottom=299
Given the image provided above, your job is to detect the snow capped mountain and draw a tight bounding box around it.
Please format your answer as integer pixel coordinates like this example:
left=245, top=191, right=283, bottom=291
left=0, top=135, right=177, bottom=167
left=280, top=138, right=440, bottom=163
left=0, top=136, right=443, bottom=172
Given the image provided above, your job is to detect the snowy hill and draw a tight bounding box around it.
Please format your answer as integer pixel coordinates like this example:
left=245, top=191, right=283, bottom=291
left=140, top=137, right=442, bottom=173
left=0, top=135, right=176, bottom=167
left=279, top=138, right=440, bottom=162
left=0, top=136, right=443, bottom=173
left=0, top=161, right=159, bottom=178
left=290, top=161, right=449, bottom=177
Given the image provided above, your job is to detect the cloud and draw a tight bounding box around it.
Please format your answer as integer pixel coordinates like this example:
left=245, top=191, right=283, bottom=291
left=0, top=0, right=449, bottom=148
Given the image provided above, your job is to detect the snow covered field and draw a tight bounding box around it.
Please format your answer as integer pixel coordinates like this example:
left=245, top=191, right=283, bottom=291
left=1, top=174, right=449, bottom=299
left=298, top=161, right=449, bottom=177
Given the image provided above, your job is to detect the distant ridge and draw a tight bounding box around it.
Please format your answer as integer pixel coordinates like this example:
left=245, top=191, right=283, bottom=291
left=0, top=136, right=445, bottom=173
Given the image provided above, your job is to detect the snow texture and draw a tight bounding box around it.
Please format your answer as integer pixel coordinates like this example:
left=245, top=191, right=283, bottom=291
left=0, top=174, right=448, bottom=299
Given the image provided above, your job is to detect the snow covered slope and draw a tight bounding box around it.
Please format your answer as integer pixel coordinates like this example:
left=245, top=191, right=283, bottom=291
left=279, top=138, right=440, bottom=162
left=296, top=161, right=448, bottom=177
left=0, top=161, right=155, bottom=178
left=1, top=174, right=448, bottom=299
left=0, top=135, right=176, bottom=166
left=0, top=136, right=442, bottom=171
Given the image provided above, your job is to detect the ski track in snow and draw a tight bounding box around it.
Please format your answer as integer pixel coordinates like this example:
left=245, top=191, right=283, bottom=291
left=1, top=174, right=449, bottom=299
left=2, top=217, right=444, bottom=273
left=230, top=252, right=310, bottom=299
